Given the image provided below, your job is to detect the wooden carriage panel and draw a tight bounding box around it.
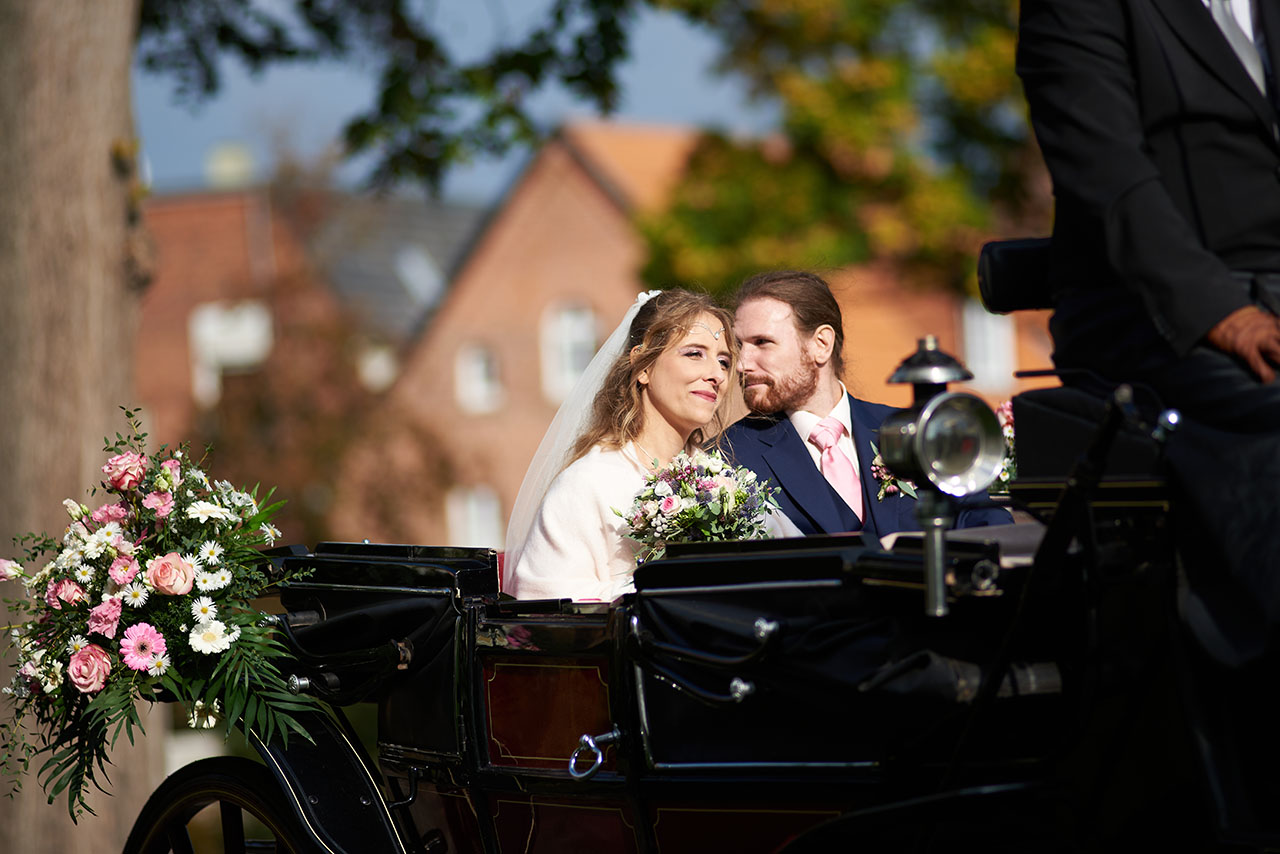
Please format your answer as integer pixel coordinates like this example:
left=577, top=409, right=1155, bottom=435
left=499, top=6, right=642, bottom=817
left=491, top=797, right=641, bottom=853
left=482, top=654, right=615, bottom=771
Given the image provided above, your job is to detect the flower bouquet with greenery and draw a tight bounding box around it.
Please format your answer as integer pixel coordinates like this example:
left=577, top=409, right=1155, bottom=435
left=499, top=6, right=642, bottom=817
left=616, top=448, right=779, bottom=562
left=1, top=410, right=316, bottom=819
left=989, top=399, right=1017, bottom=495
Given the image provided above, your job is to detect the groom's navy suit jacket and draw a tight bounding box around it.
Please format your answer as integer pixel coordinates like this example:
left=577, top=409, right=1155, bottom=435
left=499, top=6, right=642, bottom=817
left=723, top=394, right=1011, bottom=545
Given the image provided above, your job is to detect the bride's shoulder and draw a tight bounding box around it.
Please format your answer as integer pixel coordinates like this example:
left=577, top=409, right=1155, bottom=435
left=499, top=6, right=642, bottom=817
left=556, top=444, right=636, bottom=483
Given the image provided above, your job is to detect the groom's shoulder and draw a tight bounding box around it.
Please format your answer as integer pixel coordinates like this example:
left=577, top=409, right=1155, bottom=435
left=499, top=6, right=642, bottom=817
left=848, top=394, right=898, bottom=425
left=723, top=412, right=786, bottom=441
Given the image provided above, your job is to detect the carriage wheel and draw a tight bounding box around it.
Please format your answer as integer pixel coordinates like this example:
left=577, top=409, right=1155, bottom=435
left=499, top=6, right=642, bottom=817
left=123, top=756, right=317, bottom=854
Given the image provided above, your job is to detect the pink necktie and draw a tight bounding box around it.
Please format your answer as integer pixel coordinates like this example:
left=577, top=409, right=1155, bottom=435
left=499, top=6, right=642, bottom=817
left=808, top=417, right=863, bottom=521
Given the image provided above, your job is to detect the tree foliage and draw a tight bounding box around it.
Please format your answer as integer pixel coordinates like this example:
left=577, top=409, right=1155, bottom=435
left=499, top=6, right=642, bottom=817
left=640, top=0, right=1035, bottom=295
left=137, top=0, right=640, bottom=191
left=134, top=0, right=1042, bottom=292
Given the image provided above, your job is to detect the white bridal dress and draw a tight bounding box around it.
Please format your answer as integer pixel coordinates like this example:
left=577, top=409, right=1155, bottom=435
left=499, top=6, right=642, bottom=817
left=504, top=443, right=648, bottom=602
left=502, top=291, right=661, bottom=600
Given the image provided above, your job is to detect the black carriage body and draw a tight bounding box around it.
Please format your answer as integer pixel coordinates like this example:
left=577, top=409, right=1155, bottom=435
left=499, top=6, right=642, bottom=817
left=262, top=532, right=1085, bottom=854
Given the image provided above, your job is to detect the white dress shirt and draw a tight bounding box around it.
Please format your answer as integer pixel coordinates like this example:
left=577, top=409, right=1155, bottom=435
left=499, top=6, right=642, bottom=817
left=1203, top=0, right=1258, bottom=44
left=787, top=383, right=861, bottom=480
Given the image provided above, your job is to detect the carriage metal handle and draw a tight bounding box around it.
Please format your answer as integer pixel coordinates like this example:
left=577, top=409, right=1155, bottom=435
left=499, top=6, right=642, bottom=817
left=568, top=727, right=620, bottom=781
left=629, top=613, right=780, bottom=668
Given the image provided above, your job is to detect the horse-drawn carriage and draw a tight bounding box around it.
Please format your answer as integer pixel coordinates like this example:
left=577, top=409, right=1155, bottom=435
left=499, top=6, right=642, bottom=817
left=121, top=242, right=1278, bottom=853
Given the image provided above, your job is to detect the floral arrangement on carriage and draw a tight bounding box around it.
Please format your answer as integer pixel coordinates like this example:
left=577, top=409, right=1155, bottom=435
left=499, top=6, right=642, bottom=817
left=0, top=410, right=316, bottom=819
left=990, top=399, right=1018, bottom=494
left=617, top=448, right=779, bottom=562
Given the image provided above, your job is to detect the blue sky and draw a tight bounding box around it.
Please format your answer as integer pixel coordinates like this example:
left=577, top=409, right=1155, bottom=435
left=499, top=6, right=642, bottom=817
left=132, top=6, right=776, bottom=203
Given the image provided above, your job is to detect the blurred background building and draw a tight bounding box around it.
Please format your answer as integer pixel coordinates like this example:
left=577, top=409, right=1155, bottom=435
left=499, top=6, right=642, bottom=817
left=133, top=121, right=1052, bottom=554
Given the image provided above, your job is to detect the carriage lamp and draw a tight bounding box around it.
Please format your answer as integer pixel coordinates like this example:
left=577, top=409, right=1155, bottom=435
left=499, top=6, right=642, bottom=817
left=881, top=336, right=1004, bottom=617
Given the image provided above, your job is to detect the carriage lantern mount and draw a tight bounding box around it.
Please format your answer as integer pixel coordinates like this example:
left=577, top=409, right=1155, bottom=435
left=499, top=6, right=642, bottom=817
left=878, top=336, right=1005, bottom=618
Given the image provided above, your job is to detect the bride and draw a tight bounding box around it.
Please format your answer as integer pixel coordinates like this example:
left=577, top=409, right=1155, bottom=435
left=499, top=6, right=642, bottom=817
left=503, top=289, right=738, bottom=601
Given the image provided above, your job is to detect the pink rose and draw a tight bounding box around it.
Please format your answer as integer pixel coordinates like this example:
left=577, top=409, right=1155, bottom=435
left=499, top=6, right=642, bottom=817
left=68, top=644, right=112, bottom=693
left=102, top=451, right=148, bottom=491
left=161, top=458, right=183, bottom=485
left=88, top=597, right=123, bottom=638
left=91, top=501, right=129, bottom=524
left=145, top=552, right=194, bottom=595
left=142, top=491, right=174, bottom=519
left=108, top=555, right=140, bottom=585
left=0, top=558, right=22, bottom=581
left=44, top=579, right=87, bottom=610
left=996, top=399, right=1014, bottom=430
left=659, top=495, right=680, bottom=515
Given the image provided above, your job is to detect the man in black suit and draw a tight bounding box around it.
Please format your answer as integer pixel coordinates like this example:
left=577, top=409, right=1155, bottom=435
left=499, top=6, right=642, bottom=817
left=722, top=270, right=1010, bottom=545
left=1017, top=0, right=1280, bottom=428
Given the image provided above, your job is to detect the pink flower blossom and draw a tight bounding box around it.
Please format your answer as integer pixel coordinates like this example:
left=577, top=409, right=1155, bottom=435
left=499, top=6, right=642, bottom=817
left=142, top=491, right=174, bottom=519
left=145, top=552, right=194, bottom=595
left=161, top=458, right=183, bottom=485
left=87, top=597, right=123, bottom=638
left=108, top=555, right=140, bottom=585
left=110, top=533, right=135, bottom=556
left=996, top=399, right=1014, bottom=431
left=0, top=558, right=22, bottom=581
left=68, top=644, right=112, bottom=693
left=91, top=502, right=129, bottom=524
left=120, top=623, right=166, bottom=671
left=659, top=495, right=680, bottom=515
left=44, top=579, right=87, bottom=610
left=101, top=451, right=148, bottom=491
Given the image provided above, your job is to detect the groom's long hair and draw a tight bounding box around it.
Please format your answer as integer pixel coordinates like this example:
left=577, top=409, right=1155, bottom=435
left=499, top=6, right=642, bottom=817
left=569, top=289, right=737, bottom=465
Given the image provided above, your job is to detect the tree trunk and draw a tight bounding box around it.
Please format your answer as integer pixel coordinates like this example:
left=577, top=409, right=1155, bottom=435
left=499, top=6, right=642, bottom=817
left=0, top=2, right=165, bottom=851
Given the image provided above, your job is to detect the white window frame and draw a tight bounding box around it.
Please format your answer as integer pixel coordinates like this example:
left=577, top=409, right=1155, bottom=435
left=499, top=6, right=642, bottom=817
left=961, top=298, right=1016, bottom=394
left=455, top=343, right=503, bottom=414
left=540, top=303, right=598, bottom=404
left=446, top=485, right=504, bottom=548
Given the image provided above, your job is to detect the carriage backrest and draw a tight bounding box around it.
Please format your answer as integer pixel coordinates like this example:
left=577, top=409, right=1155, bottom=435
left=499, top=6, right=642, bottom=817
left=978, top=237, right=1053, bottom=313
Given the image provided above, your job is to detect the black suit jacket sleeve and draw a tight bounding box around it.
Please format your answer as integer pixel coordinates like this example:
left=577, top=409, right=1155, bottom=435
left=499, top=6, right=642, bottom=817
left=1016, top=0, right=1249, bottom=354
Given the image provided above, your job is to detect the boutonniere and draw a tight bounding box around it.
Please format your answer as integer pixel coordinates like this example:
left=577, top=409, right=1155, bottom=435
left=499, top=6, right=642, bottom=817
left=869, top=441, right=917, bottom=500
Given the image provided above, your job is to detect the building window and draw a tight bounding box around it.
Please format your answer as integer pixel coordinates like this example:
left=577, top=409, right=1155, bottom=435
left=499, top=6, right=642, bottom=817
left=962, top=298, right=1015, bottom=393
left=189, top=301, right=274, bottom=407
left=446, top=485, right=504, bottom=548
left=540, top=303, right=597, bottom=403
left=455, top=344, right=503, bottom=414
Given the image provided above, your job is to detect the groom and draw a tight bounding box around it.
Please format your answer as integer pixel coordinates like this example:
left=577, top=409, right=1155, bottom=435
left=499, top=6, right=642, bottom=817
left=723, top=270, right=1011, bottom=544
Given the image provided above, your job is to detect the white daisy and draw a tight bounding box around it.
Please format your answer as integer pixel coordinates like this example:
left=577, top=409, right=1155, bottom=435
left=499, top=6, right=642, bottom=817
left=72, top=564, right=94, bottom=583
left=213, top=568, right=233, bottom=589
left=122, top=582, right=150, bottom=608
left=260, top=523, right=281, bottom=546
left=186, top=501, right=237, bottom=524
left=190, top=597, right=217, bottom=622
left=183, top=552, right=202, bottom=570
left=189, top=620, right=233, bottom=654
left=197, top=541, right=224, bottom=565
left=67, top=635, right=89, bottom=655
left=148, top=653, right=172, bottom=677
left=195, top=571, right=228, bottom=592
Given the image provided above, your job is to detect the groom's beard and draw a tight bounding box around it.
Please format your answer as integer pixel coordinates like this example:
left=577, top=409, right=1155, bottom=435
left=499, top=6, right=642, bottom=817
left=742, top=356, right=819, bottom=415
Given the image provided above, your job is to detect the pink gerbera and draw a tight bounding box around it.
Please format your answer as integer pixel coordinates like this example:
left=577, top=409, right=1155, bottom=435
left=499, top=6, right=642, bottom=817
left=120, top=622, right=167, bottom=672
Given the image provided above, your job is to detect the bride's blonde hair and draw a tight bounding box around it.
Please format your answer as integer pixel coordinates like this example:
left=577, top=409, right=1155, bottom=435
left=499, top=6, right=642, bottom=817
left=568, top=290, right=737, bottom=464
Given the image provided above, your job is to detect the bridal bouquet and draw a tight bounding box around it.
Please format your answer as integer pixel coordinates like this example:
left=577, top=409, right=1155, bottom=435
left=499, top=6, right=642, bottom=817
left=0, top=410, right=315, bottom=819
left=617, top=448, right=778, bottom=562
